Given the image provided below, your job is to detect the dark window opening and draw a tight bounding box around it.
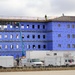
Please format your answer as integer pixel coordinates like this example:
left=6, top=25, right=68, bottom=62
left=0, top=45, right=2, bottom=49
left=43, top=35, right=46, bottom=39
left=65, top=60, right=67, bottom=62
left=72, top=25, right=75, bottom=28
left=38, top=45, right=40, bottom=48
left=43, top=45, right=46, bottom=49
left=54, top=53, right=57, bottom=56
left=38, top=35, right=40, bottom=39
left=67, top=24, right=70, bottom=28
left=27, top=45, right=30, bottom=49
left=58, top=24, right=61, bottom=27
left=22, top=34, right=24, bottom=39
left=67, top=44, right=70, bottom=48
left=16, top=34, right=19, bottom=39
left=72, top=44, right=75, bottom=48
left=32, top=35, right=35, bottom=39
left=72, top=34, right=75, bottom=38
left=43, top=25, right=45, bottom=29
left=33, top=45, right=35, bottom=49
left=58, top=34, right=61, bottom=37
left=58, top=44, right=61, bottom=47
left=38, top=25, right=40, bottom=29
left=27, top=35, right=29, bottom=38
left=67, top=34, right=70, bottom=38
left=29, top=45, right=30, bottom=48
left=32, top=25, right=34, bottom=28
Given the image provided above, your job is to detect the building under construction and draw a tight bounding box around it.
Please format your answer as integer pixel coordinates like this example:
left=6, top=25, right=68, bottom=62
left=0, top=16, right=75, bottom=58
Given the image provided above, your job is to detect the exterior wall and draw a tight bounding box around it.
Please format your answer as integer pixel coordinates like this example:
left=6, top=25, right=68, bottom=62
left=52, top=21, right=75, bottom=50
left=0, top=21, right=52, bottom=58
left=1, top=20, right=75, bottom=58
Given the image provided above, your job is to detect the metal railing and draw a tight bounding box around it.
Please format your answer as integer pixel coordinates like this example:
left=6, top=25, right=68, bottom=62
left=0, top=16, right=57, bottom=20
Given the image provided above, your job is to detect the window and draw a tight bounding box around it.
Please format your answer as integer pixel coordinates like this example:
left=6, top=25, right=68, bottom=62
left=4, top=25, right=7, bottom=28
left=1, top=25, right=4, bottom=30
left=5, top=45, right=7, bottom=49
left=33, top=45, right=35, bottom=49
left=67, top=44, right=70, bottom=48
left=5, top=35, right=7, bottom=38
left=58, top=34, right=61, bottom=37
left=21, top=25, right=24, bottom=28
left=54, top=53, right=57, bottom=56
left=16, top=26, right=19, bottom=28
left=43, top=25, right=45, bottom=29
left=22, top=34, right=24, bottom=39
left=58, top=24, right=61, bottom=27
left=72, top=44, right=75, bottom=48
left=67, top=24, right=70, bottom=28
left=38, top=25, right=40, bottom=29
left=0, top=45, right=2, bottom=49
left=58, top=44, right=61, bottom=47
left=27, top=35, right=30, bottom=38
left=16, top=45, right=19, bottom=49
left=38, top=45, right=40, bottom=48
left=27, top=25, right=29, bottom=28
left=15, top=22, right=19, bottom=26
left=32, top=35, right=35, bottom=39
left=0, top=25, right=1, bottom=29
left=67, top=34, right=70, bottom=38
left=16, top=34, right=19, bottom=39
left=27, top=45, right=30, bottom=49
left=32, top=25, right=34, bottom=28
left=72, top=25, right=75, bottom=28
left=10, top=25, right=13, bottom=28
left=72, top=34, right=75, bottom=38
left=65, top=60, right=67, bottom=62
left=43, top=35, right=45, bottom=39
left=43, top=45, right=46, bottom=49
left=0, top=35, right=2, bottom=38
left=10, top=34, right=13, bottom=39
left=11, top=45, right=13, bottom=49
left=38, top=35, right=40, bottom=39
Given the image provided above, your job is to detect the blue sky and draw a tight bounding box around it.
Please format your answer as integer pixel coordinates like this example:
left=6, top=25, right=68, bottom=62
left=0, top=0, right=75, bottom=17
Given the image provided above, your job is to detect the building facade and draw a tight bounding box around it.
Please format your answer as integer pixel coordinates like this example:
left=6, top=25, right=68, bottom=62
left=0, top=16, right=75, bottom=58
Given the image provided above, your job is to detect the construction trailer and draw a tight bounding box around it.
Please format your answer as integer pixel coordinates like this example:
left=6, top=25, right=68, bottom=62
left=26, top=51, right=50, bottom=61
left=26, top=51, right=75, bottom=67
left=44, top=56, right=75, bottom=67
left=0, top=56, right=14, bottom=67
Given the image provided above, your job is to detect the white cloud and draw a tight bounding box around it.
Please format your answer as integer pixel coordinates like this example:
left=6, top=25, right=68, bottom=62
left=0, top=0, right=75, bottom=17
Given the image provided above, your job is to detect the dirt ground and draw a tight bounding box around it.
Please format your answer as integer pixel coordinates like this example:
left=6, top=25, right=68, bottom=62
left=0, top=70, right=75, bottom=75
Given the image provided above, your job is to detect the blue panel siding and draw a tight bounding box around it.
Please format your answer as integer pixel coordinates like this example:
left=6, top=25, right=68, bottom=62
left=0, top=21, right=52, bottom=58
left=1, top=20, right=75, bottom=58
left=52, top=21, right=75, bottom=51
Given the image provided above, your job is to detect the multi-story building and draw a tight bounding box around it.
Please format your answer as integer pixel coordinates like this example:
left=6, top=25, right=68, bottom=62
left=0, top=16, right=75, bottom=58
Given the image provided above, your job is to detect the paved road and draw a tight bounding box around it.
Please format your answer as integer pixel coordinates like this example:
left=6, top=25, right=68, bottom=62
left=0, top=70, right=75, bottom=75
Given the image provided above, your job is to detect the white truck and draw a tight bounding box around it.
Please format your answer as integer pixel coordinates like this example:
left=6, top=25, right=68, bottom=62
left=21, top=58, right=44, bottom=67
left=0, top=56, right=14, bottom=68
left=44, top=56, right=75, bottom=67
